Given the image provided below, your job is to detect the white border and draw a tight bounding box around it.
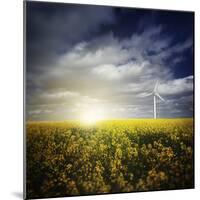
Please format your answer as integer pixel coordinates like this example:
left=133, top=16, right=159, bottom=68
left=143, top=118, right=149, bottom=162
left=0, top=0, right=199, bottom=199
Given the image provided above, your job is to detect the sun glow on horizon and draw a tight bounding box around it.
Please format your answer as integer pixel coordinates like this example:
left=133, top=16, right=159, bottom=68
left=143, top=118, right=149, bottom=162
left=80, top=105, right=108, bottom=124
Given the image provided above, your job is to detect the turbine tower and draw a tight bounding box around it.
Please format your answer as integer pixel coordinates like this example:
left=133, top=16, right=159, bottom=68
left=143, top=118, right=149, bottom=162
left=142, top=81, right=165, bottom=119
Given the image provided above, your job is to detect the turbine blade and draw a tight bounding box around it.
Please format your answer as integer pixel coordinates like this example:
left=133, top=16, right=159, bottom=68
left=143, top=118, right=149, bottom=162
left=156, top=92, right=165, bottom=101
left=154, top=80, right=159, bottom=92
left=139, top=92, right=153, bottom=97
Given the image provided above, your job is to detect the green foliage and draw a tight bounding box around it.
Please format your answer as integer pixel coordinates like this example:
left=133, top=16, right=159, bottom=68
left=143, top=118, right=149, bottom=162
left=26, top=119, right=194, bottom=198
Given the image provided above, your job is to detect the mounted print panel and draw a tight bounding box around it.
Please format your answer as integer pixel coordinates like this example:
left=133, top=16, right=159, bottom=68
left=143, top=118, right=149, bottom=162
left=24, top=1, right=194, bottom=199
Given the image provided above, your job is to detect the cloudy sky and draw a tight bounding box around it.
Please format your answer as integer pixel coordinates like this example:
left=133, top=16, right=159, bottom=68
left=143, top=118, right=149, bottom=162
left=26, top=1, right=194, bottom=121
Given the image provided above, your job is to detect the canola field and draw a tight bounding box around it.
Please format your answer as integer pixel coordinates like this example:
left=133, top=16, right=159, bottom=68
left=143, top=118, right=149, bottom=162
left=26, top=119, right=194, bottom=199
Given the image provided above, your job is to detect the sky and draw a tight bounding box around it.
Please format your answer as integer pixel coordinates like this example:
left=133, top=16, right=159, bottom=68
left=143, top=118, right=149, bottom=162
left=26, top=1, right=194, bottom=121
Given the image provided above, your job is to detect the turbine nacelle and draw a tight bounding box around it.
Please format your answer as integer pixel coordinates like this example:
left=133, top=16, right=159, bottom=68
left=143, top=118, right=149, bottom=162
left=141, top=80, right=165, bottom=118
left=143, top=81, right=165, bottom=101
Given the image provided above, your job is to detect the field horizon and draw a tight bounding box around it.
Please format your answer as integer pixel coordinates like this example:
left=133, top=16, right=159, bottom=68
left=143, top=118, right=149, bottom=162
left=26, top=117, right=194, bottom=123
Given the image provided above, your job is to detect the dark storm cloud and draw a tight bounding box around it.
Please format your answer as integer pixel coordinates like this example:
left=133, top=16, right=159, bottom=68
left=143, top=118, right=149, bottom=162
left=26, top=2, right=194, bottom=120
left=26, top=1, right=116, bottom=72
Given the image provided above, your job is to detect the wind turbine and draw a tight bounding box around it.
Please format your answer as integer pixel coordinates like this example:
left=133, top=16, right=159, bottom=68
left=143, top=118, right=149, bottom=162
left=142, top=81, right=165, bottom=119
